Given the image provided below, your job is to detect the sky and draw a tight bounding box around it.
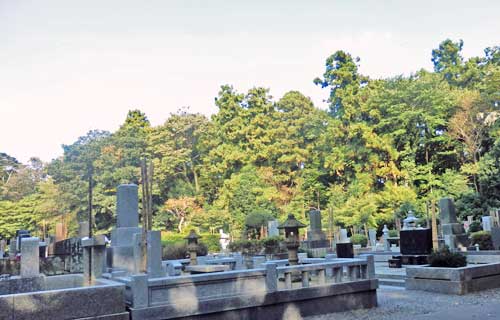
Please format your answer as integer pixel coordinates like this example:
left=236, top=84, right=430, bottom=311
left=1, top=0, right=499, bottom=163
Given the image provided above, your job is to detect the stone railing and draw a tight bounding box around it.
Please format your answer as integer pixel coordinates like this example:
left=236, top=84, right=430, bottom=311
left=268, top=256, right=375, bottom=291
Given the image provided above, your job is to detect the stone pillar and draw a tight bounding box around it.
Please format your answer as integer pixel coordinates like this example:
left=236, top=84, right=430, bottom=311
left=439, top=198, right=469, bottom=250
left=21, top=237, right=40, bottom=277
left=147, top=231, right=164, bottom=278
left=116, top=184, right=139, bottom=228
left=111, top=184, right=142, bottom=273
left=9, top=238, right=16, bottom=258
left=82, top=235, right=107, bottom=283
left=0, top=239, right=5, bottom=258
left=368, top=229, right=377, bottom=250
left=78, top=221, right=90, bottom=238
left=268, top=220, right=279, bottom=237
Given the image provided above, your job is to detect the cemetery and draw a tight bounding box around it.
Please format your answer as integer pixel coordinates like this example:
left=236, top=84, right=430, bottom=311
left=2, top=181, right=500, bottom=319
left=1, top=4, right=499, bottom=318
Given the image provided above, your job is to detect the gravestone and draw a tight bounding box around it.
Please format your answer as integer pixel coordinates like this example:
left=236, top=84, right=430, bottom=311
left=339, top=229, right=350, bottom=243
left=303, top=210, right=330, bottom=248
left=368, top=229, right=377, bottom=250
left=382, top=225, right=390, bottom=251
left=439, top=197, right=469, bottom=250
left=400, top=229, right=432, bottom=255
left=78, top=221, right=90, bottom=238
left=20, top=237, right=40, bottom=277
left=147, top=231, right=164, bottom=277
left=110, top=184, right=142, bottom=273
left=268, top=220, right=279, bottom=237
left=9, top=238, right=16, bottom=258
left=0, top=239, right=5, bottom=258
left=490, top=227, right=500, bottom=250
left=336, top=243, right=354, bottom=258
left=482, top=216, right=492, bottom=232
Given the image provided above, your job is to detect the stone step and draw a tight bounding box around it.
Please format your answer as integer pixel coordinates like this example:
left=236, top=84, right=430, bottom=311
left=378, top=278, right=406, bottom=287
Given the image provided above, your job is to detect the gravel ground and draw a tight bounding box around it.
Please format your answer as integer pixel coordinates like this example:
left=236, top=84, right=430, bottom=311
left=305, top=286, right=500, bottom=320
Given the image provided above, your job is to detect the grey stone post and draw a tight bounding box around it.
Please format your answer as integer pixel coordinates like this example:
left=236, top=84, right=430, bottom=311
left=265, top=263, right=278, bottom=292
left=382, top=225, right=390, bottom=251
left=20, top=237, right=39, bottom=277
left=9, top=238, right=16, bottom=258
left=116, top=184, right=139, bottom=228
left=147, top=231, right=165, bottom=277
left=365, top=254, right=375, bottom=279
left=133, top=233, right=143, bottom=274
left=82, top=235, right=107, bottom=283
left=130, top=274, right=149, bottom=308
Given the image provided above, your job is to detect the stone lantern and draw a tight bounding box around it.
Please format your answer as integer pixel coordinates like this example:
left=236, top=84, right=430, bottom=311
left=185, top=229, right=200, bottom=266
left=278, top=214, right=307, bottom=266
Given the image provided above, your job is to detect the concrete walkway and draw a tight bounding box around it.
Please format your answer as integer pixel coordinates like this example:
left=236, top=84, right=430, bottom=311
left=306, top=286, right=500, bottom=320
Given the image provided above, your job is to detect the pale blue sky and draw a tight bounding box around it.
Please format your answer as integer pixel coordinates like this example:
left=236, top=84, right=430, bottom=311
left=1, top=0, right=499, bottom=163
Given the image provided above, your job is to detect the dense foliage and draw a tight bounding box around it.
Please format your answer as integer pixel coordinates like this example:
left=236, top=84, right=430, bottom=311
left=1, top=40, right=499, bottom=240
left=428, top=247, right=467, bottom=268
left=470, top=231, right=494, bottom=250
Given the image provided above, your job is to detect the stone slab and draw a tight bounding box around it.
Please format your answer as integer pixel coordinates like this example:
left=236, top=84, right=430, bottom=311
left=111, top=227, right=142, bottom=247
left=400, top=229, right=432, bottom=255
left=185, top=265, right=230, bottom=274
left=439, top=198, right=457, bottom=224
left=336, top=243, right=354, bottom=258
left=441, top=223, right=466, bottom=235
left=20, top=237, right=39, bottom=277
left=491, top=227, right=500, bottom=250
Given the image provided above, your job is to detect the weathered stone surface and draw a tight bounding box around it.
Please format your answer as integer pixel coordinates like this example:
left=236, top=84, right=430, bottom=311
left=0, top=295, right=13, bottom=320
left=267, top=220, right=279, bottom=237
left=185, top=264, right=230, bottom=274
left=441, top=223, right=466, bottom=235
left=116, top=184, right=139, bottom=228
left=491, top=227, right=500, bottom=250
left=439, top=198, right=457, bottom=224
left=111, top=227, right=142, bottom=247
left=20, top=237, right=39, bottom=277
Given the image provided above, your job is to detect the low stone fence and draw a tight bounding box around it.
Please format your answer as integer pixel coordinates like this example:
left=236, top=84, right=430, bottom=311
left=0, top=274, right=128, bottom=319
left=123, top=256, right=378, bottom=319
left=406, top=262, right=500, bottom=295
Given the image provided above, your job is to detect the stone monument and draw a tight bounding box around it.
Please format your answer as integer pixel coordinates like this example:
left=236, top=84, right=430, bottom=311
left=439, top=198, right=469, bottom=250
left=482, top=216, right=492, bottom=232
left=20, top=237, right=40, bottom=277
left=303, top=210, right=330, bottom=249
left=0, top=239, right=5, bottom=258
left=368, top=229, right=377, bottom=251
left=110, top=184, right=142, bottom=273
left=267, top=220, right=279, bottom=237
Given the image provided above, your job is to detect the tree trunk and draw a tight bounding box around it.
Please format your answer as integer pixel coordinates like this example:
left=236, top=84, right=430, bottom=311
left=178, top=216, right=185, bottom=233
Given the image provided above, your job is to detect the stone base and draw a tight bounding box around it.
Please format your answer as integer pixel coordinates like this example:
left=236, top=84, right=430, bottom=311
left=444, top=234, right=469, bottom=250
left=110, top=246, right=136, bottom=273
left=302, top=239, right=330, bottom=249
left=111, top=227, right=141, bottom=247
left=393, top=255, right=428, bottom=265
left=336, top=243, right=354, bottom=258
left=388, top=258, right=402, bottom=268
left=128, top=279, right=378, bottom=320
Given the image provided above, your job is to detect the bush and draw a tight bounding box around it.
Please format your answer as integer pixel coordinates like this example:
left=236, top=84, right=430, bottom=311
left=388, top=229, right=399, bottom=237
left=200, top=234, right=221, bottom=253
left=468, top=221, right=482, bottom=233
left=351, top=234, right=368, bottom=247
left=470, top=231, right=493, bottom=250
left=228, top=239, right=262, bottom=255
left=428, top=247, right=467, bottom=268
left=162, top=242, right=208, bottom=260
left=261, top=236, right=283, bottom=254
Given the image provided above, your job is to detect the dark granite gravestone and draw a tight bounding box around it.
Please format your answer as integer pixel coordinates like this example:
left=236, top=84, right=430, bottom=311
left=303, top=210, right=330, bottom=249
left=336, top=243, right=354, bottom=258
left=400, top=229, right=432, bottom=255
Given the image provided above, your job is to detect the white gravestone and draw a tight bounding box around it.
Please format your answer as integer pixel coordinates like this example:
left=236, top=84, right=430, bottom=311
left=482, top=216, right=492, bottom=232
left=339, top=229, right=350, bottom=243
left=268, top=220, right=279, bottom=237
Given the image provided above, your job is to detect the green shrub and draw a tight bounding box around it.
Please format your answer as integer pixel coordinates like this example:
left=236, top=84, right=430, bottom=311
left=470, top=231, right=493, bottom=250
left=261, top=236, right=283, bottom=254
left=162, top=242, right=208, bottom=260
left=388, top=229, right=399, bottom=237
left=468, top=221, right=482, bottom=233
left=428, top=247, right=467, bottom=268
left=351, top=234, right=368, bottom=247
left=200, top=234, right=221, bottom=253
left=228, top=239, right=262, bottom=255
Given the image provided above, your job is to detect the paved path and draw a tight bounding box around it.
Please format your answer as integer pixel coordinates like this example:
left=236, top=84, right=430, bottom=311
left=306, top=286, right=500, bottom=320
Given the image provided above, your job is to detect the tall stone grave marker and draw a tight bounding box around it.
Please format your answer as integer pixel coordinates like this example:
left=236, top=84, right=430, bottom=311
left=304, top=210, right=329, bottom=248
left=336, top=228, right=353, bottom=258
left=368, top=229, right=377, bottom=250
left=482, top=216, right=492, bottom=232
left=9, top=238, right=16, bottom=257
left=0, top=239, right=5, bottom=258
left=268, top=220, right=279, bottom=237
left=21, top=237, right=40, bottom=277
left=439, top=198, right=469, bottom=250
left=110, top=184, right=142, bottom=273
